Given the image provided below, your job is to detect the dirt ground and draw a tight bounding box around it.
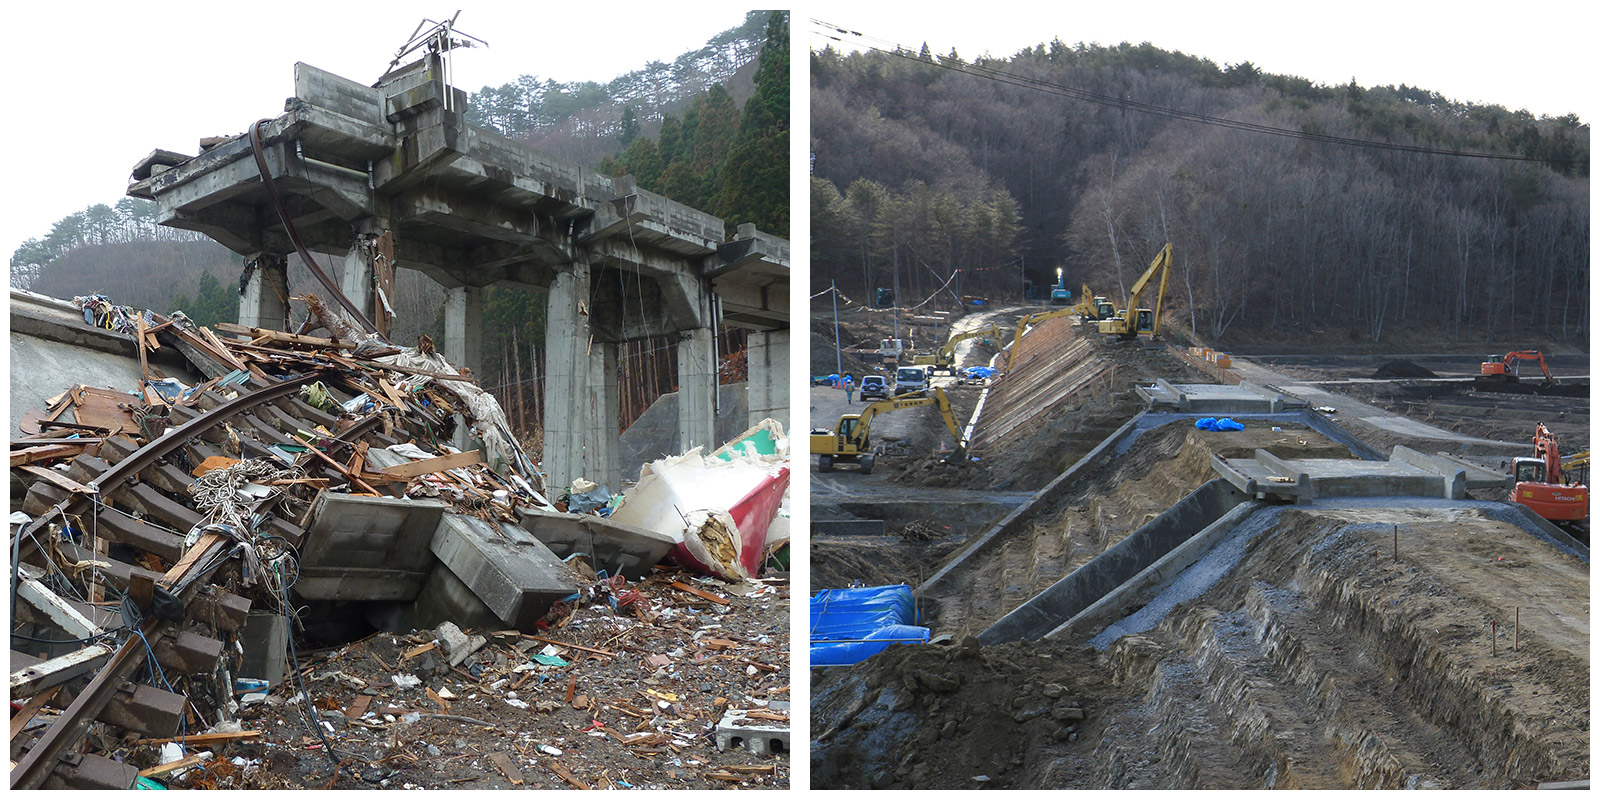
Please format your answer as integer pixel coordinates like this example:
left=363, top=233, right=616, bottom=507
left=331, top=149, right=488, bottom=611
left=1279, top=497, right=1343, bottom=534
left=810, top=310, right=1590, bottom=789
left=133, top=570, right=790, bottom=790
left=813, top=503, right=1589, bottom=789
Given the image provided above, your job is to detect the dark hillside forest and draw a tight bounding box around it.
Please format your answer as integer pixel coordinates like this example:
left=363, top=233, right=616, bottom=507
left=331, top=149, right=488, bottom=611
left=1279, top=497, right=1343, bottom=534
left=11, top=11, right=788, bottom=443
left=810, top=41, right=1589, bottom=347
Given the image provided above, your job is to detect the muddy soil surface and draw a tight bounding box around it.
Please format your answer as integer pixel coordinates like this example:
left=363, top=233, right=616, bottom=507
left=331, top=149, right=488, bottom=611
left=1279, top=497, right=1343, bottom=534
left=813, top=505, right=1589, bottom=789
left=143, top=572, right=790, bottom=790
left=1249, top=352, right=1589, bottom=458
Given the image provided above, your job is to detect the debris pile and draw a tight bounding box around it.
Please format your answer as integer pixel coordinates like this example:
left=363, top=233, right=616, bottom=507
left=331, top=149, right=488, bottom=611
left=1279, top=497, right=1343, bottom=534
left=10, top=291, right=789, bottom=789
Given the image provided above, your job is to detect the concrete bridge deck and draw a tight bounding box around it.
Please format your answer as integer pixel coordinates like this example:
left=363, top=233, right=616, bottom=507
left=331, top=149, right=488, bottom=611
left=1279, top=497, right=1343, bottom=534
left=126, top=53, right=788, bottom=493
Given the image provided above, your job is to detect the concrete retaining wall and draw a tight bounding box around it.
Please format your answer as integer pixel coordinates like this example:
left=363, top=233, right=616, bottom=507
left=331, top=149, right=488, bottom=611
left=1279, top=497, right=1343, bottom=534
left=978, top=478, right=1249, bottom=644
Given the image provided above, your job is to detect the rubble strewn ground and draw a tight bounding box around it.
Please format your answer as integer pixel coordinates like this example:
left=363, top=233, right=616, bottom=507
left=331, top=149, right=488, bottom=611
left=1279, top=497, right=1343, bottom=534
left=135, top=570, right=790, bottom=790
left=11, top=291, right=790, bottom=789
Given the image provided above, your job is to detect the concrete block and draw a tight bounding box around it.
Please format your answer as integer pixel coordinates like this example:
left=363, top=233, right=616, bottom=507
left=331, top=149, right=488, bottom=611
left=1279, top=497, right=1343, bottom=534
left=715, top=708, right=791, bottom=756
left=432, top=621, right=487, bottom=667
left=188, top=586, right=252, bottom=632
left=430, top=514, right=579, bottom=630
left=42, top=752, right=140, bottom=790
left=54, top=681, right=186, bottom=737
left=296, top=494, right=447, bottom=601
left=152, top=629, right=226, bottom=675
left=367, top=563, right=503, bottom=633
left=516, top=507, right=675, bottom=580
left=239, top=612, right=288, bottom=688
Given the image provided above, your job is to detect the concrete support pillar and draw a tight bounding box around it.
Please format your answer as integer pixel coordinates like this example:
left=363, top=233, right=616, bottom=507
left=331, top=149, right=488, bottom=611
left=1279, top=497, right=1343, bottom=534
left=544, top=261, right=591, bottom=495
left=444, top=285, right=485, bottom=377
left=238, top=254, right=289, bottom=331
left=586, top=341, right=622, bottom=491
left=340, top=243, right=376, bottom=324
left=677, top=326, right=718, bottom=455
left=746, top=329, right=790, bottom=431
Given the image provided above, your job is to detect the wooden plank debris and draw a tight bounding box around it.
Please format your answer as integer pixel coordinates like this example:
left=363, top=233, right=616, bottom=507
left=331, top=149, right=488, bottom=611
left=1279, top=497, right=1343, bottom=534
left=670, top=581, right=731, bottom=605
left=17, top=465, right=98, bottom=495
left=487, top=751, right=525, bottom=785
left=132, top=730, right=263, bottom=747
left=374, top=449, right=481, bottom=480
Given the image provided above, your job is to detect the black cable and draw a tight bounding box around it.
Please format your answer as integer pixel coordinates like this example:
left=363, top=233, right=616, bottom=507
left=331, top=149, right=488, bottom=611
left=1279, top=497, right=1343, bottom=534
left=811, top=19, right=1588, bottom=168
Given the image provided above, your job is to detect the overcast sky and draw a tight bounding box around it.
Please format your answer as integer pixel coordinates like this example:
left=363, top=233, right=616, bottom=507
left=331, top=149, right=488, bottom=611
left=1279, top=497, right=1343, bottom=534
left=807, top=3, right=1593, bottom=122
left=3, top=2, right=760, bottom=260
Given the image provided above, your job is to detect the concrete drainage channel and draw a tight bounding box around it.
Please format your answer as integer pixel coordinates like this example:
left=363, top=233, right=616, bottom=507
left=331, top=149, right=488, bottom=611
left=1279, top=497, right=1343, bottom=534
left=951, top=406, right=1585, bottom=648
left=917, top=406, right=1380, bottom=603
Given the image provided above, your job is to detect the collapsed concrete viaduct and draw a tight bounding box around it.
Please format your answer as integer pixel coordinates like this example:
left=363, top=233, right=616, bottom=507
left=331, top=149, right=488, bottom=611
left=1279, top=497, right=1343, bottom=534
left=127, top=53, right=789, bottom=494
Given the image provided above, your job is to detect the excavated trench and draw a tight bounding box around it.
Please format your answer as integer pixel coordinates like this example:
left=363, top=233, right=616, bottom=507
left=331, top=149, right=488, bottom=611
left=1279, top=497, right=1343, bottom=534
left=812, top=337, right=1589, bottom=790
left=813, top=499, right=1590, bottom=789
left=921, top=420, right=1352, bottom=639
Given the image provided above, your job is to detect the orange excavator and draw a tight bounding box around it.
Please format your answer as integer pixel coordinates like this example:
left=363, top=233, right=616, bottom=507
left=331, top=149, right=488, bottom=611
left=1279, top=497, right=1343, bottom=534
left=1512, top=423, right=1588, bottom=523
left=1478, top=350, right=1556, bottom=387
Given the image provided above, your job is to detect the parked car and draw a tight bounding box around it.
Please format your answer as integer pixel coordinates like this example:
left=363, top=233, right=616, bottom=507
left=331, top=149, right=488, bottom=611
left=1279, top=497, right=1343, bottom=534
left=859, top=374, right=890, bottom=400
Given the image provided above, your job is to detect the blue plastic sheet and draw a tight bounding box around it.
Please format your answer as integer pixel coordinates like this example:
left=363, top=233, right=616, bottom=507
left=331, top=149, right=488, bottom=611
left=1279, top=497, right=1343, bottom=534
left=963, top=366, right=997, bottom=380
left=810, top=585, right=927, bottom=666
left=1195, top=417, right=1245, bottom=432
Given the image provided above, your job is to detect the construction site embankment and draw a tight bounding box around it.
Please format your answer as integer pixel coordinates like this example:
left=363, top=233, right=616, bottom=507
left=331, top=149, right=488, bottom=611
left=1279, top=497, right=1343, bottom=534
left=812, top=317, right=1590, bottom=790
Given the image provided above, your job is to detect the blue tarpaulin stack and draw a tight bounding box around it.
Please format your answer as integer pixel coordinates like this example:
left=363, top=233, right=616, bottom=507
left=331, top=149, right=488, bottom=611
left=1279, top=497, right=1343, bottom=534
left=810, top=584, right=930, bottom=666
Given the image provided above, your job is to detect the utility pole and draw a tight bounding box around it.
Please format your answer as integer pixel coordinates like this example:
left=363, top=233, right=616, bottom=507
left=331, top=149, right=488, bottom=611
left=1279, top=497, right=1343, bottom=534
left=892, top=241, right=901, bottom=342
left=831, top=280, right=843, bottom=378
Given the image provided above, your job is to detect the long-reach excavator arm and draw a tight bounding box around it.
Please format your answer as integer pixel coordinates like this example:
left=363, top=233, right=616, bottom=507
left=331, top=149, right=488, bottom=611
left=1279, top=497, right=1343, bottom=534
left=1097, top=243, right=1173, bottom=338
left=810, top=388, right=966, bottom=474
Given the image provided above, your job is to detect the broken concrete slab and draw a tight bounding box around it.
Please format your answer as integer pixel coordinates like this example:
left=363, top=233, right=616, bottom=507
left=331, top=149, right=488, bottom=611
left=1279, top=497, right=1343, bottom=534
left=432, top=621, right=488, bottom=668
left=296, top=493, right=448, bottom=601
left=429, top=514, right=580, bottom=630
left=515, top=506, right=676, bottom=579
left=367, top=561, right=505, bottom=634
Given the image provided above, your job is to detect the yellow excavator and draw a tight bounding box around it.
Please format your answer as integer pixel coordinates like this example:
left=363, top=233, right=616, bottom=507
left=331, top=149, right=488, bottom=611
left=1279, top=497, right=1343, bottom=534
left=1067, top=284, right=1115, bottom=322
left=810, top=387, right=966, bottom=474
left=911, top=324, right=1003, bottom=375
left=1098, top=243, right=1172, bottom=339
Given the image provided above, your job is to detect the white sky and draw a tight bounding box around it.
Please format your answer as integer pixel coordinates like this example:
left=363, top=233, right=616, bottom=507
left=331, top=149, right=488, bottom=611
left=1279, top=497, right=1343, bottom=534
left=2, top=2, right=762, bottom=260
left=807, top=3, right=1594, bottom=122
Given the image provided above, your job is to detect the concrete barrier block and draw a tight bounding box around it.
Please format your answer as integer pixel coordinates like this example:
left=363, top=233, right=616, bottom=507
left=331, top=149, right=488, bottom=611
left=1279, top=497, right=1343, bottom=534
left=517, top=507, right=676, bottom=579
left=431, top=514, right=579, bottom=630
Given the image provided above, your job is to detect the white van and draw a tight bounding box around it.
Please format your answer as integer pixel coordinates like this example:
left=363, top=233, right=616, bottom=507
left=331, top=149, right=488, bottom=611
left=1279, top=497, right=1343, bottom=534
left=894, top=365, right=933, bottom=397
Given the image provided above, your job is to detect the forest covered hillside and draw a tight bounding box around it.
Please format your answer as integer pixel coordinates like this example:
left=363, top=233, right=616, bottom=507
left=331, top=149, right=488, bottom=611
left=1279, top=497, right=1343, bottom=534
left=810, top=40, right=1589, bottom=347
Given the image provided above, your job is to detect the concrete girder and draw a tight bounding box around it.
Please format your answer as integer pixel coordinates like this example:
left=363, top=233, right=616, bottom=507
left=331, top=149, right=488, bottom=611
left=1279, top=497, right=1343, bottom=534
left=713, top=276, right=790, bottom=331
left=390, top=185, right=544, bottom=245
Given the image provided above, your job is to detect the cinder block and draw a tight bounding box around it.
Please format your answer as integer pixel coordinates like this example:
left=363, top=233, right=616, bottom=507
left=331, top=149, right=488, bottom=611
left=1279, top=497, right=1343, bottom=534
left=430, top=514, right=578, bottom=630
left=715, top=707, right=791, bottom=756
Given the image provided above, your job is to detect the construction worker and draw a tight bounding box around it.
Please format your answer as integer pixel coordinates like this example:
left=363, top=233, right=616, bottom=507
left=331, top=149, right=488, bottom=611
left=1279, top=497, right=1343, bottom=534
left=844, top=375, right=855, bottom=405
